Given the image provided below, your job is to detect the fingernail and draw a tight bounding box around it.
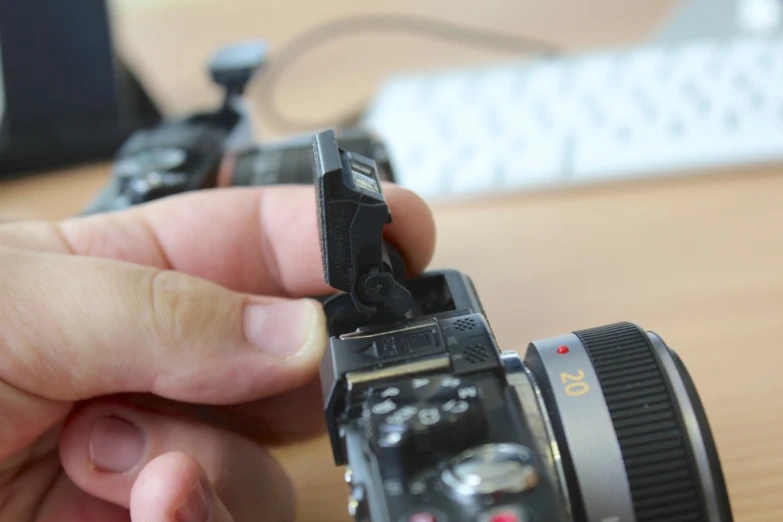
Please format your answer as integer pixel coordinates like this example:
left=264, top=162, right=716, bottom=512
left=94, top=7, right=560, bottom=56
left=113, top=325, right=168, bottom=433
left=176, top=476, right=211, bottom=522
left=243, top=299, right=318, bottom=357
left=89, top=416, right=145, bottom=473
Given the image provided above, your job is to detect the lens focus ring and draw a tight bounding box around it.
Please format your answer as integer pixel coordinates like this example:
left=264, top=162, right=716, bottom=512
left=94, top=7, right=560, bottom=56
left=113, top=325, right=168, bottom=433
left=573, top=322, right=706, bottom=521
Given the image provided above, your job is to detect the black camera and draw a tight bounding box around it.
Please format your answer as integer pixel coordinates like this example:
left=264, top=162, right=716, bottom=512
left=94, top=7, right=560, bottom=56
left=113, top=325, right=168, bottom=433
left=219, top=126, right=394, bottom=188
left=82, top=41, right=266, bottom=214
left=83, top=41, right=393, bottom=214
left=311, top=129, right=733, bottom=522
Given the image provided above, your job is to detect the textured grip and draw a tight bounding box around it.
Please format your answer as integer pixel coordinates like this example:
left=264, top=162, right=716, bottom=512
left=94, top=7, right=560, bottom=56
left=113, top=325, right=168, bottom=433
left=574, top=322, right=706, bottom=522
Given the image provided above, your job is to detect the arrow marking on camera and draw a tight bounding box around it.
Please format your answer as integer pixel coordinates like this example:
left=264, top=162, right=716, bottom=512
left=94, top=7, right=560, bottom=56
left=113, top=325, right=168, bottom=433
left=357, top=343, right=379, bottom=358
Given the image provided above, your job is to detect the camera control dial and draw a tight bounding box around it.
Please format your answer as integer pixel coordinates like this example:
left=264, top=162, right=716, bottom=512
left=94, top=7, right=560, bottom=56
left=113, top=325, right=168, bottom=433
left=364, top=376, right=489, bottom=478
left=440, top=443, right=539, bottom=497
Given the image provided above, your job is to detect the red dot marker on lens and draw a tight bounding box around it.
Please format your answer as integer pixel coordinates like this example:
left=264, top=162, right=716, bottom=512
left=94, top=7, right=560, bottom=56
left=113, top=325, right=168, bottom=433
left=557, top=345, right=570, bottom=354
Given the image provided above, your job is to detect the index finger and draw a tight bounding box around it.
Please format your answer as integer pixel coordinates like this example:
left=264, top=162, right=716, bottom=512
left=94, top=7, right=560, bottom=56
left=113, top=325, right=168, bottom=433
left=1, top=183, right=436, bottom=297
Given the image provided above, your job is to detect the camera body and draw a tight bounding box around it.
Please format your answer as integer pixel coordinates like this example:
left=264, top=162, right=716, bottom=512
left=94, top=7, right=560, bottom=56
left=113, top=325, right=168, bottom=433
left=81, top=113, right=235, bottom=214
left=220, top=127, right=394, bottom=188
left=82, top=41, right=266, bottom=214
left=83, top=41, right=393, bottom=214
left=311, top=129, right=733, bottom=522
left=320, top=270, right=568, bottom=522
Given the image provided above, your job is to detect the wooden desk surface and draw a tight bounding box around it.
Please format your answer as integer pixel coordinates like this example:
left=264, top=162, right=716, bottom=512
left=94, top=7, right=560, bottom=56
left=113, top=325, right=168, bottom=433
left=2, top=1, right=782, bottom=521
left=276, top=166, right=783, bottom=522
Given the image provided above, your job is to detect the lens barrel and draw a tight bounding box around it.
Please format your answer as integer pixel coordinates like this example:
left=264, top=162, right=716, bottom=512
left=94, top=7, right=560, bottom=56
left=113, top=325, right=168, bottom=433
left=521, top=322, right=732, bottom=522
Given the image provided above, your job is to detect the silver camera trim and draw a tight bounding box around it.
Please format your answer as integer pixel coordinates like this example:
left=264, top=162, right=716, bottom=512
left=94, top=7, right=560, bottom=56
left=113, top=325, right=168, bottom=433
left=502, top=351, right=574, bottom=522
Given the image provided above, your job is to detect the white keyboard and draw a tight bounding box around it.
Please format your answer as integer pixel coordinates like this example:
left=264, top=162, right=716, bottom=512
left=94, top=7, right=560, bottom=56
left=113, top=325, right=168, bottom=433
left=362, top=35, right=783, bottom=200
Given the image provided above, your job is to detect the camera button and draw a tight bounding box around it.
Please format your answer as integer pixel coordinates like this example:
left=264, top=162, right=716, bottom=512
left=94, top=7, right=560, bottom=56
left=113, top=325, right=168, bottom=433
left=481, top=509, right=525, bottom=522
left=441, top=444, right=538, bottom=496
left=400, top=508, right=448, bottom=522
left=476, top=506, right=531, bottom=522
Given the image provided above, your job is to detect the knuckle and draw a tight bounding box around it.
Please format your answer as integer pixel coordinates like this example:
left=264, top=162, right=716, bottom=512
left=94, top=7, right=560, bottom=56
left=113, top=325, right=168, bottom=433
left=144, top=270, right=235, bottom=344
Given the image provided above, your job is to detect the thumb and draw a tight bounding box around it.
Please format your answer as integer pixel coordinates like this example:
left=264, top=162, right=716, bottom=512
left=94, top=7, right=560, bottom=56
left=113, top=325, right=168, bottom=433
left=0, top=246, right=326, bottom=405
left=130, top=453, right=241, bottom=522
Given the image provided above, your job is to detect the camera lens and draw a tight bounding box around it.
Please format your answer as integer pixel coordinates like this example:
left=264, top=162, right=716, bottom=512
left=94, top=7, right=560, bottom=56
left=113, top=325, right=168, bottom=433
left=506, top=322, right=732, bottom=522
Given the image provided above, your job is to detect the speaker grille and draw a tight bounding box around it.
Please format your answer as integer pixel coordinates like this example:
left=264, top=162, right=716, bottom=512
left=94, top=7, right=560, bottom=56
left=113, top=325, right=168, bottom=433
left=454, top=318, right=476, bottom=332
left=464, top=344, right=490, bottom=364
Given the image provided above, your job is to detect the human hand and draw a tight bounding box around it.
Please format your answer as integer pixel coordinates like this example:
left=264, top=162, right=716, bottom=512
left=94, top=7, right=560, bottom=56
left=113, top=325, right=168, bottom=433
left=0, top=184, right=435, bottom=522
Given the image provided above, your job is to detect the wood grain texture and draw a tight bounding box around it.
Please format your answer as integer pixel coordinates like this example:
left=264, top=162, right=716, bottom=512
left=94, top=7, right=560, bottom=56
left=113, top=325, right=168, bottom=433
left=2, top=1, right=781, bottom=520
